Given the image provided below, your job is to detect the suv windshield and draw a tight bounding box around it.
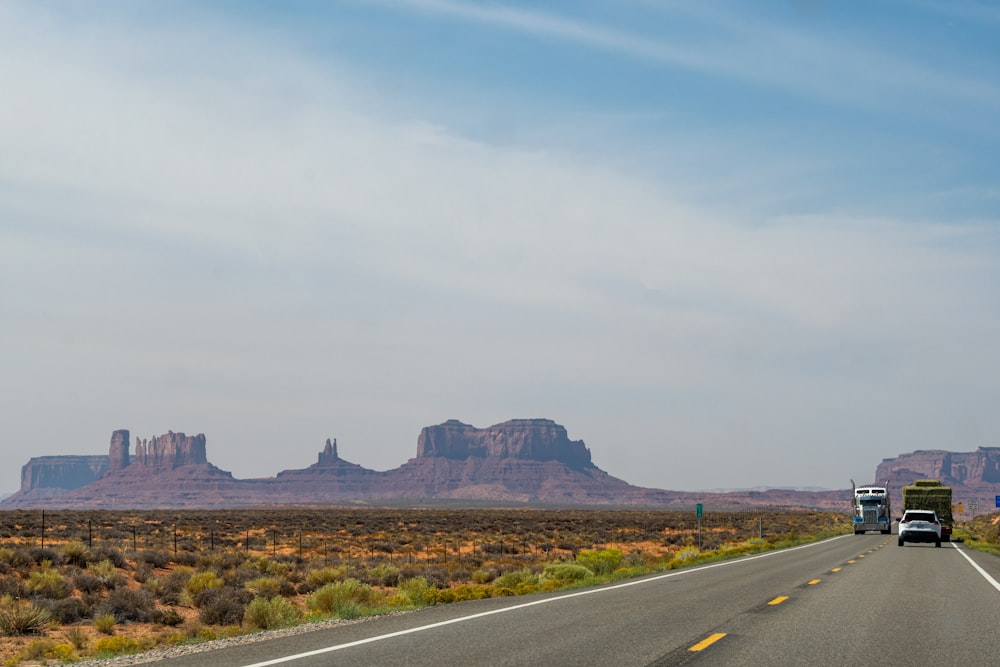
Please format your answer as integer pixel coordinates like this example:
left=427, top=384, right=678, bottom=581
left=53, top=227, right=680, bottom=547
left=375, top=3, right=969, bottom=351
left=904, top=512, right=936, bottom=522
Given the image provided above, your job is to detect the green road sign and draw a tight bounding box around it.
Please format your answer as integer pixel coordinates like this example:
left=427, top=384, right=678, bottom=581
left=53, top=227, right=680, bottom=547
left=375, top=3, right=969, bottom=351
left=696, top=503, right=703, bottom=518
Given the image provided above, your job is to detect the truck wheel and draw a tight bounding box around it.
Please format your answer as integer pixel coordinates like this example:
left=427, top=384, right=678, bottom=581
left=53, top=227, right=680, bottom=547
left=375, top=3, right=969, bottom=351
left=935, top=540, right=941, bottom=547
left=898, top=538, right=904, bottom=546
left=881, top=529, right=890, bottom=535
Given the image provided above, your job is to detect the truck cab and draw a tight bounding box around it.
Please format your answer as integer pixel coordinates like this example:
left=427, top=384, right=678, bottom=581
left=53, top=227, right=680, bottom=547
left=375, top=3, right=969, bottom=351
left=852, top=482, right=892, bottom=535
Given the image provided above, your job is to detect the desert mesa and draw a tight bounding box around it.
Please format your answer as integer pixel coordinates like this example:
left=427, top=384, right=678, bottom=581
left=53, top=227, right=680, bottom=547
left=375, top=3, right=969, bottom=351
left=3, top=418, right=999, bottom=511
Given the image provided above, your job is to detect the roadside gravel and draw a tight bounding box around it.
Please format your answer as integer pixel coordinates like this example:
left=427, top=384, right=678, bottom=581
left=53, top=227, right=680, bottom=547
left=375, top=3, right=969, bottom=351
left=71, top=612, right=410, bottom=666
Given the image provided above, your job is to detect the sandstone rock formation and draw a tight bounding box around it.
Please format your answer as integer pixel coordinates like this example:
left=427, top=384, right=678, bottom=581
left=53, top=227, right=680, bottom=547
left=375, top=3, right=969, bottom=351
left=15, top=419, right=990, bottom=511
left=415, top=419, right=593, bottom=468
left=18, top=455, right=109, bottom=495
left=875, top=447, right=1000, bottom=514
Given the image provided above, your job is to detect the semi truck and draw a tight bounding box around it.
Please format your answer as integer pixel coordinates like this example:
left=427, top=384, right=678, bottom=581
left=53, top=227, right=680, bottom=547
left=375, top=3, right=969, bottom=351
left=851, top=480, right=892, bottom=534
left=902, top=479, right=952, bottom=542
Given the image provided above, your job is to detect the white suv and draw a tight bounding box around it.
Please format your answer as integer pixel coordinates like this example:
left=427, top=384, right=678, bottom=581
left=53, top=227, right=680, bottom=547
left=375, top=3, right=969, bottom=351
left=898, top=510, right=942, bottom=547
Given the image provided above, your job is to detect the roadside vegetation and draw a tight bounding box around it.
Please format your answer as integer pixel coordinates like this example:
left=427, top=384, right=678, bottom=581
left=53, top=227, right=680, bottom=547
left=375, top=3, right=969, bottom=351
left=953, top=513, right=1000, bottom=557
left=0, top=508, right=850, bottom=665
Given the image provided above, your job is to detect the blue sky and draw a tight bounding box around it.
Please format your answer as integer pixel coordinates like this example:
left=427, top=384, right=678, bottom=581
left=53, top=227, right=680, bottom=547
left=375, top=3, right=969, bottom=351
left=2, top=1, right=999, bottom=495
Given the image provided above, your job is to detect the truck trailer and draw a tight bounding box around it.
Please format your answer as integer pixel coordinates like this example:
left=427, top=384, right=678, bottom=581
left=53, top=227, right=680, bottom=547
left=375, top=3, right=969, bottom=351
left=901, top=479, right=953, bottom=542
left=851, top=480, right=892, bottom=534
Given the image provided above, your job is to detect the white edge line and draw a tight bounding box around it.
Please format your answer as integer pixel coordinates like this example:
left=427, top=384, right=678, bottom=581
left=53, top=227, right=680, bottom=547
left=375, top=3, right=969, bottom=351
left=950, top=542, right=1000, bottom=593
left=242, top=535, right=849, bottom=667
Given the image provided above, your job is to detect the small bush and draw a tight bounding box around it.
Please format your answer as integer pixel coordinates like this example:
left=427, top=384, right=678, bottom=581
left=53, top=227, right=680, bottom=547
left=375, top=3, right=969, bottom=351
left=0, top=596, right=52, bottom=636
left=306, top=579, right=379, bottom=617
left=365, top=564, right=400, bottom=587
left=29, top=547, right=65, bottom=566
left=540, top=563, right=594, bottom=584
left=393, top=577, right=431, bottom=606
left=244, top=596, right=302, bottom=630
left=62, top=541, right=92, bottom=567
left=575, top=548, right=623, bottom=575
left=0, top=575, right=26, bottom=599
left=91, top=547, right=126, bottom=568
left=40, top=597, right=89, bottom=624
left=27, top=567, right=70, bottom=599
left=158, top=569, right=194, bottom=605
left=246, top=576, right=282, bottom=599
left=471, top=568, right=497, bottom=584
left=96, top=587, right=156, bottom=623
left=304, top=566, right=345, bottom=588
left=66, top=626, right=89, bottom=650
left=198, top=588, right=248, bottom=626
left=74, top=572, right=105, bottom=594
left=150, top=607, right=184, bottom=627
left=93, top=635, right=141, bottom=656
left=94, top=612, right=117, bottom=635
left=136, top=549, right=172, bottom=569
left=87, top=559, right=125, bottom=589
left=186, top=570, right=224, bottom=598
left=20, top=638, right=76, bottom=662
left=493, top=568, right=539, bottom=593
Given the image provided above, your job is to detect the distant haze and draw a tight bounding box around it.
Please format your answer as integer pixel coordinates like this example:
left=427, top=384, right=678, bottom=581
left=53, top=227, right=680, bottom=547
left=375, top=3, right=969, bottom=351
left=2, top=1, right=998, bottom=496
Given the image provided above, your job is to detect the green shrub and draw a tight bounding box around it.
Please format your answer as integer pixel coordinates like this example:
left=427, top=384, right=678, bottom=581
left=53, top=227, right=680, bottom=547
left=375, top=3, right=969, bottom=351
left=493, top=568, right=539, bottom=593
left=87, top=559, right=125, bottom=589
left=65, top=626, right=88, bottom=650
left=93, top=635, right=141, bottom=656
left=20, top=639, right=76, bottom=662
left=540, top=563, right=594, bottom=584
left=471, top=568, right=497, bottom=584
left=186, top=570, right=224, bottom=597
left=27, top=567, right=70, bottom=599
left=306, top=579, right=379, bottom=617
left=244, top=596, right=302, bottom=630
left=246, top=576, right=283, bottom=599
left=62, top=541, right=91, bottom=567
left=393, top=576, right=432, bottom=606
left=575, top=548, right=623, bottom=575
left=0, top=596, right=52, bottom=636
left=365, top=564, right=400, bottom=587
left=304, top=566, right=345, bottom=588
left=94, top=612, right=117, bottom=635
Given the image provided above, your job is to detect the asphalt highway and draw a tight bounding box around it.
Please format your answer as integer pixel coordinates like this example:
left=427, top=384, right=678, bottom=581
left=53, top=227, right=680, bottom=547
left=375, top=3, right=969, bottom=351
left=145, top=534, right=1000, bottom=667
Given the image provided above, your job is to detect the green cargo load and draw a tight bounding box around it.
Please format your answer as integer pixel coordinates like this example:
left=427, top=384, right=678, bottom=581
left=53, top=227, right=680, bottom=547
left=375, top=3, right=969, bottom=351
left=901, top=479, right=952, bottom=540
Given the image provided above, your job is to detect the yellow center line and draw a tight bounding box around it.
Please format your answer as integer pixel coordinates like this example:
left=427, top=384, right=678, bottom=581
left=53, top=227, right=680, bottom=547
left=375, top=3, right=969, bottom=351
left=768, top=596, right=788, bottom=605
left=847, top=560, right=856, bottom=564
left=808, top=579, right=821, bottom=585
left=689, top=633, right=727, bottom=651
left=831, top=567, right=841, bottom=573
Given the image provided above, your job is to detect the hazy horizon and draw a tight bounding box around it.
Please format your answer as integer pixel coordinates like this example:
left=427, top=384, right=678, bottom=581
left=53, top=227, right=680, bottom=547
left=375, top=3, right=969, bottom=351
left=3, top=1, right=998, bottom=495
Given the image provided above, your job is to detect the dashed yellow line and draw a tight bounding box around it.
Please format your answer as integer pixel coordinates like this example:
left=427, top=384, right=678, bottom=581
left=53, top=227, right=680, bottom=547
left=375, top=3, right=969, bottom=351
left=807, top=579, right=821, bottom=585
left=847, top=559, right=856, bottom=564
left=689, top=633, right=727, bottom=651
left=831, top=567, right=841, bottom=573
left=768, top=596, right=789, bottom=605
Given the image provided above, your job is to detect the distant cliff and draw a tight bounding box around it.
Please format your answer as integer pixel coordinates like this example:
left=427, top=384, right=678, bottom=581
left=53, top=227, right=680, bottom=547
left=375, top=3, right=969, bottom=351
left=416, top=419, right=593, bottom=468
left=875, top=447, right=1000, bottom=514
left=2, top=418, right=940, bottom=511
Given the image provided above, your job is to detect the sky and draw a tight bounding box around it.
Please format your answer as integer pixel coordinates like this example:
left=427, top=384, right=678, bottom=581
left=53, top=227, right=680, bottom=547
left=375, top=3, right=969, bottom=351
left=2, top=0, right=999, bottom=495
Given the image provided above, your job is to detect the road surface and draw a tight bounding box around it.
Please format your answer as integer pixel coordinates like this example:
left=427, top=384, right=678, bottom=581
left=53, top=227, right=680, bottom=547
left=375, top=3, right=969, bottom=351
left=145, top=534, right=1000, bottom=666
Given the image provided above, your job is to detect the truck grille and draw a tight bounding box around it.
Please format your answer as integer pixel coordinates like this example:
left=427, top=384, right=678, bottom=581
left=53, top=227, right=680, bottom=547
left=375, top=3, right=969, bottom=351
left=863, top=508, right=878, bottom=524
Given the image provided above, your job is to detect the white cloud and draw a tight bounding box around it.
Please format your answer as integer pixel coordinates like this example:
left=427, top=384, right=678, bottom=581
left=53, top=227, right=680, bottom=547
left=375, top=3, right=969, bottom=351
left=1, top=2, right=998, bottom=492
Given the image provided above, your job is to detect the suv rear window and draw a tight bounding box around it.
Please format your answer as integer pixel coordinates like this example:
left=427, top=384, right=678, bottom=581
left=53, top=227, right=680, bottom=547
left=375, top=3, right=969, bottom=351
left=904, top=512, right=935, bottom=522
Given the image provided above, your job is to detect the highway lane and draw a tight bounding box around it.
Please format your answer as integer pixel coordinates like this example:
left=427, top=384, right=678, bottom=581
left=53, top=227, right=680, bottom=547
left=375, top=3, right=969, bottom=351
left=145, top=534, right=947, bottom=666
left=701, top=537, right=1000, bottom=666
